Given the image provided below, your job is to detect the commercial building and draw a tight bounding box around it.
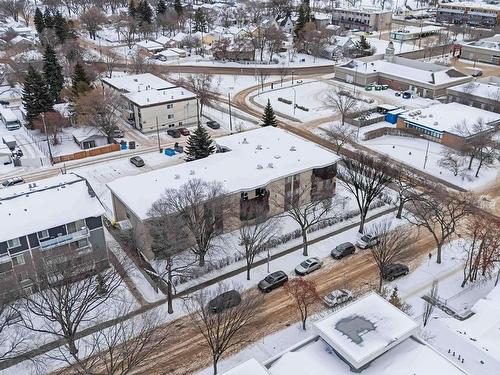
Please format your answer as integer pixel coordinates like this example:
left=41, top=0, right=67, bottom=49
left=107, top=127, right=340, bottom=259
left=436, top=2, right=500, bottom=29
left=101, top=73, right=198, bottom=133
left=390, top=25, right=444, bottom=41
left=459, top=34, right=500, bottom=65
left=447, top=81, right=500, bottom=113
left=330, top=7, right=392, bottom=32
left=222, top=293, right=467, bottom=375
left=0, top=174, right=108, bottom=300
left=396, top=102, right=500, bottom=148
left=335, top=42, right=472, bottom=99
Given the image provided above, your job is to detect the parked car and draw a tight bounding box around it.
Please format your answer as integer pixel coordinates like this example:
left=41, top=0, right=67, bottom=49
left=130, top=156, right=145, bottom=167
left=295, top=257, right=323, bottom=276
left=173, top=142, right=184, bottom=153
left=356, top=234, right=379, bottom=249
left=382, top=263, right=409, bottom=281
left=258, top=271, right=288, bottom=292
left=402, top=91, right=412, bottom=99
left=323, top=289, right=353, bottom=308
left=472, top=69, right=483, bottom=77
left=112, top=128, right=125, bottom=138
left=12, top=147, right=23, bottom=157
left=167, top=129, right=181, bottom=138
left=331, top=242, right=355, bottom=259
left=1, top=176, right=24, bottom=187
left=206, top=120, right=220, bottom=129
left=207, top=290, right=241, bottom=313
left=179, top=127, right=190, bottom=136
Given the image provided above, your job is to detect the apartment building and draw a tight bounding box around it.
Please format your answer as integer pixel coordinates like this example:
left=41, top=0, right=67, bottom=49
left=101, top=73, right=198, bottom=133
left=436, top=2, right=500, bottom=29
left=107, top=127, right=340, bottom=259
left=330, top=7, right=392, bottom=32
left=0, top=174, right=108, bottom=300
left=459, top=34, right=500, bottom=65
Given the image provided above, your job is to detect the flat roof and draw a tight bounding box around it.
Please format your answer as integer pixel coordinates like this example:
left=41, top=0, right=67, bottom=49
left=101, top=73, right=175, bottom=93
left=391, top=25, right=443, bottom=34
left=448, top=81, right=500, bottom=99
left=399, top=102, right=500, bottom=134
left=107, top=127, right=340, bottom=221
left=223, top=359, right=269, bottom=375
left=123, top=87, right=196, bottom=107
left=314, top=293, right=418, bottom=370
left=0, top=174, right=104, bottom=243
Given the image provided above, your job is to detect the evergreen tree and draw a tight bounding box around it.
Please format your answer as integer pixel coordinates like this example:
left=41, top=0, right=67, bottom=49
left=34, top=8, right=45, bottom=35
left=128, top=0, right=137, bottom=18
left=261, top=99, right=278, bottom=127
left=44, top=8, right=54, bottom=29
left=185, top=125, right=215, bottom=161
left=357, top=35, right=371, bottom=50
left=53, top=11, right=68, bottom=43
left=194, top=8, right=206, bottom=32
left=43, top=44, right=64, bottom=104
left=156, top=0, right=166, bottom=16
left=141, top=0, right=153, bottom=24
left=174, top=0, right=183, bottom=16
left=22, top=65, right=53, bottom=126
left=71, top=61, right=91, bottom=97
left=294, top=5, right=306, bottom=38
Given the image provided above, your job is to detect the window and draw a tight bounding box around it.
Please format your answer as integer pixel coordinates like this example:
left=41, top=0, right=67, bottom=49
left=7, top=238, right=20, bottom=249
left=167, top=104, right=173, bottom=109
left=76, top=239, right=89, bottom=249
left=11, top=254, right=25, bottom=266
left=67, top=219, right=86, bottom=234
left=168, top=114, right=174, bottom=119
left=38, top=230, right=49, bottom=240
left=178, top=121, right=183, bottom=126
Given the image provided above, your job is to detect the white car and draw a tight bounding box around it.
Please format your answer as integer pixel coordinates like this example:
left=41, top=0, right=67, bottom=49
left=323, top=289, right=353, bottom=308
left=294, top=257, right=323, bottom=276
left=356, top=234, right=379, bottom=249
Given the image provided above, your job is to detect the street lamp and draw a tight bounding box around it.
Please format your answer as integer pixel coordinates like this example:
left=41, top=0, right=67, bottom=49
left=41, top=113, right=53, bottom=165
left=292, top=87, right=297, bottom=115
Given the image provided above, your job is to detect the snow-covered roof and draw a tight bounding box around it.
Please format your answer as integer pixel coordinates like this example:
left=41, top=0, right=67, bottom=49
left=102, top=73, right=175, bottom=93
left=400, top=102, right=500, bottom=134
left=462, top=35, right=500, bottom=52
left=391, top=25, right=444, bottom=35
left=107, top=127, right=340, bottom=220
left=172, top=32, right=188, bottom=42
left=223, top=358, right=269, bottom=375
left=448, top=81, right=500, bottom=99
left=123, top=87, right=196, bottom=106
left=314, top=292, right=418, bottom=370
left=155, top=35, right=171, bottom=45
left=136, top=40, right=164, bottom=51
left=0, top=174, right=104, bottom=243
left=72, top=127, right=106, bottom=142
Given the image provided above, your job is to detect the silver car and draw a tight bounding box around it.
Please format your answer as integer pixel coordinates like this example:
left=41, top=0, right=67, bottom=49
left=323, top=289, right=353, bottom=308
left=295, top=257, right=323, bottom=276
left=356, top=234, right=379, bottom=249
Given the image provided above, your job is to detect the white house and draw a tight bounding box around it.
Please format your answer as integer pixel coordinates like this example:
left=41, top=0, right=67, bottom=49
left=72, top=127, right=108, bottom=150
left=136, top=40, right=164, bottom=53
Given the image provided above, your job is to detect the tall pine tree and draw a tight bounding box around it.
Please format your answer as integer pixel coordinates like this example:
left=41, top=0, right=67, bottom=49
left=71, top=61, right=91, bottom=97
left=261, top=99, right=277, bottom=127
left=34, top=8, right=45, bottom=35
left=174, top=0, right=183, bottom=16
left=194, top=8, right=207, bottom=32
left=128, top=0, right=137, bottom=18
left=156, top=0, right=166, bottom=16
left=22, top=65, right=53, bottom=126
left=44, top=8, right=54, bottom=28
left=43, top=44, right=64, bottom=104
left=53, top=11, right=68, bottom=43
left=185, top=125, right=215, bottom=161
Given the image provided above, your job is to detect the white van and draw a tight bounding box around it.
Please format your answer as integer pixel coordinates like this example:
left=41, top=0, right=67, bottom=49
left=0, top=108, right=21, bottom=130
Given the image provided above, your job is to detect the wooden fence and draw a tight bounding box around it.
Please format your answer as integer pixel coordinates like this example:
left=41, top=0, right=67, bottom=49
left=53, top=143, right=120, bottom=164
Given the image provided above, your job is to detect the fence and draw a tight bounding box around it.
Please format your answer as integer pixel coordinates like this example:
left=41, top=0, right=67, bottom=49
left=53, top=143, right=120, bottom=164
left=363, top=126, right=422, bottom=141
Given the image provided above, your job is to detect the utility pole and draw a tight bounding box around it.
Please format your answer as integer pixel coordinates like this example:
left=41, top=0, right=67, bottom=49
left=423, top=139, right=430, bottom=169
left=196, top=98, right=201, bottom=127
left=228, top=93, right=233, bottom=134
left=41, top=113, right=53, bottom=165
left=156, top=116, right=161, bottom=153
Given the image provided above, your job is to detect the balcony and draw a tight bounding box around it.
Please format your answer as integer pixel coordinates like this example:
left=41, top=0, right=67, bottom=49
left=39, top=227, right=90, bottom=251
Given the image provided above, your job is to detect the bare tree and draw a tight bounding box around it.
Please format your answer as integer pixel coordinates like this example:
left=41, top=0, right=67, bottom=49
left=17, top=260, right=122, bottom=366
left=340, top=154, right=392, bottom=233
left=157, top=179, right=228, bottom=267
left=284, top=278, right=319, bottom=330
left=488, top=87, right=500, bottom=113
left=103, top=49, right=120, bottom=78
left=75, top=86, right=122, bottom=143
left=422, top=281, right=438, bottom=327
left=80, top=6, right=106, bottom=40
left=0, top=299, right=25, bottom=362
left=438, top=148, right=466, bottom=177
left=405, top=190, right=472, bottom=264
left=238, top=212, right=280, bottom=280
left=184, top=285, right=263, bottom=375
left=461, top=81, right=477, bottom=95
left=273, top=182, right=338, bottom=256
left=327, top=89, right=360, bottom=126
left=324, top=122, right=357, bottom=155
left=147, top=197, right=197, bottom=314
left=0, top=0, right=25, bottom=22
left=369, top=220, right=414, bottom=291
left=177, top=74, right=218, bottom=118
left=393, top=170, right=422, bottom=220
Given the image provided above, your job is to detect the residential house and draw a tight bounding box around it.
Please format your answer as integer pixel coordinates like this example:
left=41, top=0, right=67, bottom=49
left=0, top=174, right=108, bottom=300
left=73, top=127, right=109, bottom=150
left=136, top=40, right=164, bottom=53
left=276, top=13, right=294, bottom=34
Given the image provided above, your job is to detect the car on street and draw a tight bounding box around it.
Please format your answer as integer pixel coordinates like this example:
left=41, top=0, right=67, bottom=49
left=207, top=290, right=241, bottom=313
left=356, top=234, right=379, bottom=249
left=129, top=156, right=145, bottom=167
left=167, top=129, right=181, bottom=138
left=258, top=271, right=288, bottom=292
left=331, top=242, right=355, bottom=259
left=1, top=176, right=24, bottom=188
left=471, top=69, right=483, bottom=77
left=382, top=263, right=409, bottom=281
left=323, top=289, right=353, bottom=308
left=112, top=128, right=125, bottom=138
left=179, top=127, right=190, bottom=136
left=206, top=120, right=220, bottom=129
left=295, top=257, right=323, bottom=276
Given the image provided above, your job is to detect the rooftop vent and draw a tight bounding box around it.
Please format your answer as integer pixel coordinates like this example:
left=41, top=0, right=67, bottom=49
left=290, top=146, right=296, bottom=152
left=174, top=174, right=180, bottom=179
left=274, top=155, right=281, bottom=159
left=190, top=170, right=195, bottom=175
left=133, top=78, right=138, bottom=82
left=256, top=145, right=262, bottom=150
left=257, top=164, right=263, bottom=170
left=242, top=138, right=248, bottom=144
left=434, top=121, right=438, bottom=126
left=267, top=163, right=274, bottom=168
